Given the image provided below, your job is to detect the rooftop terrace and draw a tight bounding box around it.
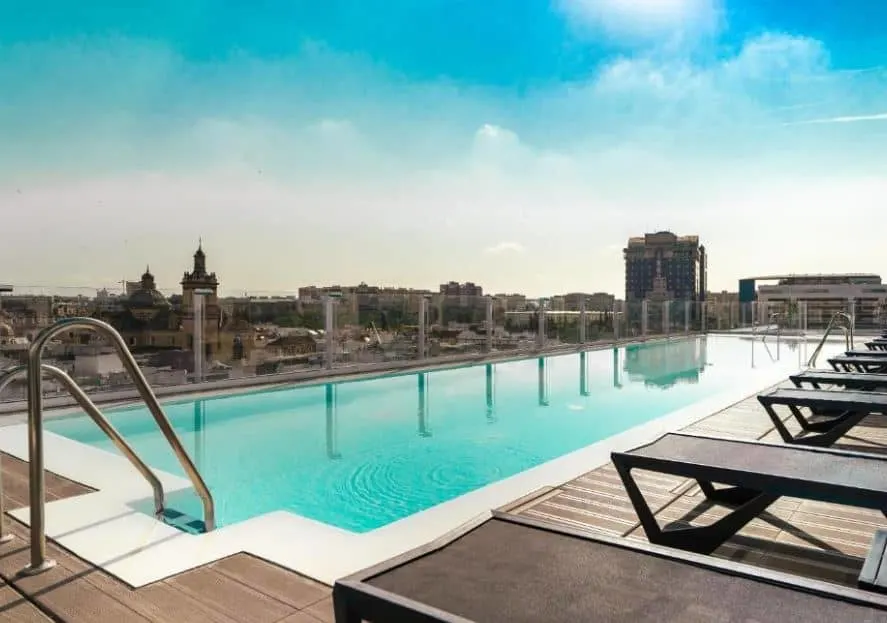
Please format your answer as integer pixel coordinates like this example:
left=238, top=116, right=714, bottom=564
left=0, top=377, right=883, bottom=621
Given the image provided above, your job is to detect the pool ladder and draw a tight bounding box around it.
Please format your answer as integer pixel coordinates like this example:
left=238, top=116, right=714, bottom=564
left=0, top=317, right=215, bottom=576
left=807, top=311, right=854, bottom=368
left=758, top=312, right=782, bottom=344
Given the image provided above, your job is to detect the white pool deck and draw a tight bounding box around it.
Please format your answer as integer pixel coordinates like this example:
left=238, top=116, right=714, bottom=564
left=0, top=336, right=846, bottom=587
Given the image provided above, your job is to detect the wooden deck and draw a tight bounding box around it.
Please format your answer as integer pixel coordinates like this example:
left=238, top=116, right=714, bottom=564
left=512, top=380, right=887, bottom=588
left=2, top=379, right=886, bottom=621
left=0, top=455, right=334, bottom=622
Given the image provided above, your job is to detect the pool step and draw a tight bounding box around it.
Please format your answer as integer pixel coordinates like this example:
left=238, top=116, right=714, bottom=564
left=160, top=508, right=207, bottom=535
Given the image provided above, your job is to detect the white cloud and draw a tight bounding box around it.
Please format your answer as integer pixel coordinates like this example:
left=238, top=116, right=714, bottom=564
left=557, top=0, right=723, bottom=45
left=555, top=31, right=887, bottom=148
left=484, top=242, right=526, bottom=255
left=311, top=118, right=355, bottom=135
left=590, top=33, right=828, bottom=111
left=472, top=124, right=523, bottom=155
left=722, top=33, right=828, bottom=79
left=3, top=30, right=887, bottom=295
left=786, top=112, right=887, bottom=125
left=475, top=123, right=517, bottom=142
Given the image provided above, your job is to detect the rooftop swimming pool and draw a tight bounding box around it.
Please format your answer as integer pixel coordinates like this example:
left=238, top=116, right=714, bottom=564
left=46, top=336, right=802, bottom=533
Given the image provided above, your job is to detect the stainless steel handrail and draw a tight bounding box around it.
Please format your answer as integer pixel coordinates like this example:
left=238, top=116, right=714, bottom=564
left=0, top=369, right=14, bottom=545
left=0, top=364, right=166, bottom=545
left=760, top=312, right=781, bottom=343
left=807, top=311, right=854, bottom=368
left=24, top=317, right=215, bottom=576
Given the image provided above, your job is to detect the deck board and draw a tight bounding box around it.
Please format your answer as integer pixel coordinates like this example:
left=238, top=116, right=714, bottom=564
left=0, top=454, right=333, bottom=623
left=0, top=582, right=52, bottom=622
left=510, top=380, right=886, bottom=589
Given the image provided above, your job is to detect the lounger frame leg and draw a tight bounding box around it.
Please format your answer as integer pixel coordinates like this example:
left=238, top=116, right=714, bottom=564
left=760, top=402, right=802, bottom=444
left=760, top=402, right=867, bottom=447
left=613, top=462, right=779, bottom=555
left=696, top=481, right=760, bottom=506
left=333, top=592, right=362, bottom=623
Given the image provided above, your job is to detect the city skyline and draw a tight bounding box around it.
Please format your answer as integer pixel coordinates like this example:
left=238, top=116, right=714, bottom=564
left=1, top=0, right=886, bottom=295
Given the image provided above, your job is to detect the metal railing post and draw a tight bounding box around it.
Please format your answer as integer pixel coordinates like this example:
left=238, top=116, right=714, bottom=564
left=324, top=296, right=335, bottom=369
left=0, top=455, right=11, bottom=544
left=417, top=296, right=427, bottom=360
left=536, top=299, right=547, bottom=351
left=25, top=340, right=55, bottom=574
left=0, top=369, right=15, bottom=544
left=612, top=301, right=620, bottom=341
left=641, top=300, right=648, bottom=337
left=776, top=317, right=781, bottom=360
left=485, top=296, right=494, bottom=353
left=193, top=293, right=204, bottom=382
left=578, top=297, right=587, bottom=344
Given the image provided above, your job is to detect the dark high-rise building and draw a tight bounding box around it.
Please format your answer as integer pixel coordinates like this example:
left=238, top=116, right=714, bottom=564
left=624, top=231, right=706, bottom=302
left=439, top=281, right=483, bottom=297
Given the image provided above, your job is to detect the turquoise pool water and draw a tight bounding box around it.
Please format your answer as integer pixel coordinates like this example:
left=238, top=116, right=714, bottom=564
left=46, top=336, right=798, bottom=532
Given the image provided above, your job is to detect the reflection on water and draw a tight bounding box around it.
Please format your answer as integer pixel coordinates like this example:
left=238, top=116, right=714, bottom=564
left=193, top=399, right=206, bottom=471
left=538, top=357, right=550, bottom=406
left=193, top=340, right=711, bottom=468
left=485, top=363, right=496, bottom=422
left=326, top=384, right=342, bottom=459
left=612, top=348, right=622, bottom=389
left=623, top=337, right=708, bottom=388
left=743, top=334, right=808, bottom=370
left=417, top=373, right=431, bottom=437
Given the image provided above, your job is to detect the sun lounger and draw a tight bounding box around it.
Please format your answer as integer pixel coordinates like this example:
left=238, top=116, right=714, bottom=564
left=333, top=510, right=887, bottom=623
left=757, top=387, right=887, bottom=446
left=866, top=340, right=887, bottom=351
left=790, top=370, right=887, bottom=391
left=610, top=433, right=887, bottom=593
left=845, top=349, right=887, bottom=357
left=829, top=356, right=887, bottom=373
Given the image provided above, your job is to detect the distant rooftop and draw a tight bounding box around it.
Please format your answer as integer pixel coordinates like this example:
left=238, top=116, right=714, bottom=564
left=743, top=273, right=880, bottom=281
left=743, top=273, right=883, bottom=289
left=626, top=231, right=700, bottom=246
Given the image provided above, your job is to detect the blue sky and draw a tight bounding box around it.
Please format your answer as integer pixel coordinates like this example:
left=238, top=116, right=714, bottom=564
left=1, top=0, right=886, bottom=296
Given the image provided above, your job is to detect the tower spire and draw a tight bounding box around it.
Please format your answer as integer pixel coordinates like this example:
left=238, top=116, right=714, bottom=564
left=192, top=238, right=207, bottom=276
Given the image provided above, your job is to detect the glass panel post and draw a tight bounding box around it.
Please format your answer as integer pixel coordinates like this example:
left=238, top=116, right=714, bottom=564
left=641, top=300, right=648, bottom=337
left=578, top=296, right=587, bottom=344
